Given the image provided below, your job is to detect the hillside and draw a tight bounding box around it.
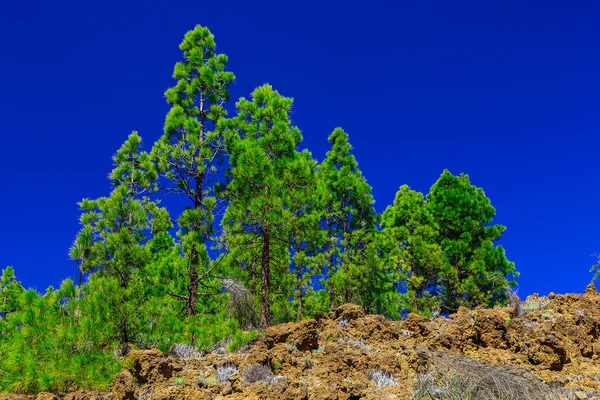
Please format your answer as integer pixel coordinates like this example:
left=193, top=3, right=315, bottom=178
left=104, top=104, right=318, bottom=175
left=4, top=285, right=600, bottom=400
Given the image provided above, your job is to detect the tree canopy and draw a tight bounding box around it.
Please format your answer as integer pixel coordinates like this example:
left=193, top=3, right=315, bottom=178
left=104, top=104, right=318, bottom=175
left=0, top=24, right=519, bottom=393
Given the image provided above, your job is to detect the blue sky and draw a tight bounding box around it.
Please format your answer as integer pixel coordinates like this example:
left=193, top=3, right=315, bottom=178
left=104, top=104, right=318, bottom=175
left=1, top=1, right=598, bottom=298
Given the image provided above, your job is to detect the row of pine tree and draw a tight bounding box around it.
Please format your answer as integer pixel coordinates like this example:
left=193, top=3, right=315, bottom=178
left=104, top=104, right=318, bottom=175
left=0, top=25, right=517, bottom=392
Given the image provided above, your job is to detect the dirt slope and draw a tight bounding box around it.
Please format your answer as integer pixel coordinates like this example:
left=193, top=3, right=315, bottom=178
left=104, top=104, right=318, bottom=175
left=5, top=285, right=600, bottom=399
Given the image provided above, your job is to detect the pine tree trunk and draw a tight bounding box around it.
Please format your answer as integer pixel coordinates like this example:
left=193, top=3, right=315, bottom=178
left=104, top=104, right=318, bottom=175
left=250, top=224, right=257, bottom=295
left=186, top=173, right=204, bottom=317
left=327, top=222, right=336, bottom=312
left=186, top=269, right=199, bottom=316
left=328, top=247, right=336, bottom=312
left=344, top=246, right=351, bottom=304
left=411, top=247, right=418, bottom=312
left=296, top=257, right=303, bottom=322
left=260, top=225, right=271, bottom=329
left=119, top=318, right=129, bottom=356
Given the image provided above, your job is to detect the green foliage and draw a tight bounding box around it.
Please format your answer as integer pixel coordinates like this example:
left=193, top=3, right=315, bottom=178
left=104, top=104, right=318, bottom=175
left=70, top=132, right=172, bottom=355
left=382, top=185, right=443, bottom=316
left=151, top=24, right=235, bottom=317
left=174, top=377, right=186, bottom=386
left=590, top=253, right=600, bottom=283
left=228, top=329, right=257, bottom=352
left=0, top=266, right=23, bottom=325
left=0, top=283, right=120, bottom=392
left=317, top=128, right=381, bottom=312
left=221, top=84, right=315, bottom=328
left=0, top=24, right=522, bottom=395
left=426, top=170, right=518, bottom=312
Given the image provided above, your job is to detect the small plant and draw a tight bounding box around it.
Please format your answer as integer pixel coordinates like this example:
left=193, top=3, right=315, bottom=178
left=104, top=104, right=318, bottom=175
left=541, top=312, right=554, bottom=320
left=170, top=343, right=202, bottom=359
left=327, top=336, right=334, bottom=342
left=217, top=362, right=238, bottom=382
left=271, top=375, right=287, bottom=385
left=174, top=377, right=186, bottom=386
left=367, top=367, right=397, bottom=388
left=272, top=359, right=281, bottom=371
left=507, top=287, right=523, bottom=317
left=523, top=295, right=550, bottom=312
left=338, top=319, right=349, bottom=328
left=303, top=356, right=314, bottom=370
left=286, top=344, right=297, bottom=353
left=228, top=329, right=258, bottom=352
left=522, top=321, right=539, bottom=328
left=312, top=348, right=324, bottom=354
left=198, top=376, right=218, bottom=385
left=243, top=364, right=273, bottom=383
left=339, top=336, right=370, bottom=352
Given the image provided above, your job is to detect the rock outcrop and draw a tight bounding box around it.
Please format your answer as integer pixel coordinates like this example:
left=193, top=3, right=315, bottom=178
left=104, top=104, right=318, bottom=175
left=4, top=287, right=600, bottom=399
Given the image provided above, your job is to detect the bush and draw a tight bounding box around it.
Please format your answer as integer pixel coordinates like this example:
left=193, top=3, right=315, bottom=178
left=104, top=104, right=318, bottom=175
left=224, top=278, right=257, bottom=329
left=367, top=367, right=397, bottom=388
left=303, top=356, right=314, bottom=370
left=411, top=352, right=561, bottom=400
left=243, top=364, right=273, bottom=383
left=227, top=329, right=257, bottom=352
left=522, top=295, right=549, bottom=312
left=174, top=377, right=185, bottom=386
left=169, top=343, right=202, bottom=359
left=217, top=362, right=238, bottom=382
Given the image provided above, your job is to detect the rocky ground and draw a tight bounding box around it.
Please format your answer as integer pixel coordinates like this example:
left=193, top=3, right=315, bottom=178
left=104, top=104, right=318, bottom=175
left=5, top=285, right=600, bottom=399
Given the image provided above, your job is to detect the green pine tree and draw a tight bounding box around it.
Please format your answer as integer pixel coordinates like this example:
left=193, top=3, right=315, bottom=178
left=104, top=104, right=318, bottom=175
left=426, top=170, right=517, bottom=312
left=317, top=127, right=377, bottom=310
left=151, top=24, right=235, bottom=316
left=222, top=84, right=313, bottom=328
left=288, top=151, right=323, bottom=321
left=0, top=266, right=23, bottom=322
left=381, top=185, right=442, bottom=315
left=70, top=132, right=172, bottom=355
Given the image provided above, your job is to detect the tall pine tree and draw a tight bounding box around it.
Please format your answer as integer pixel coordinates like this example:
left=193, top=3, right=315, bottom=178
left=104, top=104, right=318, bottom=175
left=222, top=84, right=314, bottom=328
left=288, top=152, right=322, bottom=321
left=317, top=127, right=377, bottom=311
left=151, top=25, right=235, bottom=316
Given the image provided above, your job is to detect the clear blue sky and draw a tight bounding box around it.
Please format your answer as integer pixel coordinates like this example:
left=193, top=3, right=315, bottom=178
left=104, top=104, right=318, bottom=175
left=1, top=1, right=598, bottom=298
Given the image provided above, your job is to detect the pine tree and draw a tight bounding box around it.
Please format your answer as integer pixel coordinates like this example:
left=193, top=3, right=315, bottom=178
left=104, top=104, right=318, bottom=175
left=381, top=185, right=442, bottom=315
left=288, top=151, right=323, bottom=321
left=70, top=132, right=172, bottom=354
left=0, top=266, right=23, bottom=322
left=426, top=170, right=517, bottom=312
left=222, top=84, right=314, bottom=328
left=0, top=281, right=119, bottom=392
left=151, top=24, right=235, bottom=316
left=317, top=128, right=377, bottom=310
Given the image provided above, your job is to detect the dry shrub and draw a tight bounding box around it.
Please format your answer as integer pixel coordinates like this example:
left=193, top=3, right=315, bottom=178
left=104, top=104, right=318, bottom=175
left=523, top=294, right=550, bottom=312
left=243, top=364, right=273, bottom=383
left=217, top=362, right=238, bottom=382
left=223, top=278, right=257, bottom=329
left=367, top=367, right=397, bottom=388
left=412, top=352, right=561, bottom=400
left=506, top=287, right=523, bottom=317
left=169, top=343, right=202, bottom=359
